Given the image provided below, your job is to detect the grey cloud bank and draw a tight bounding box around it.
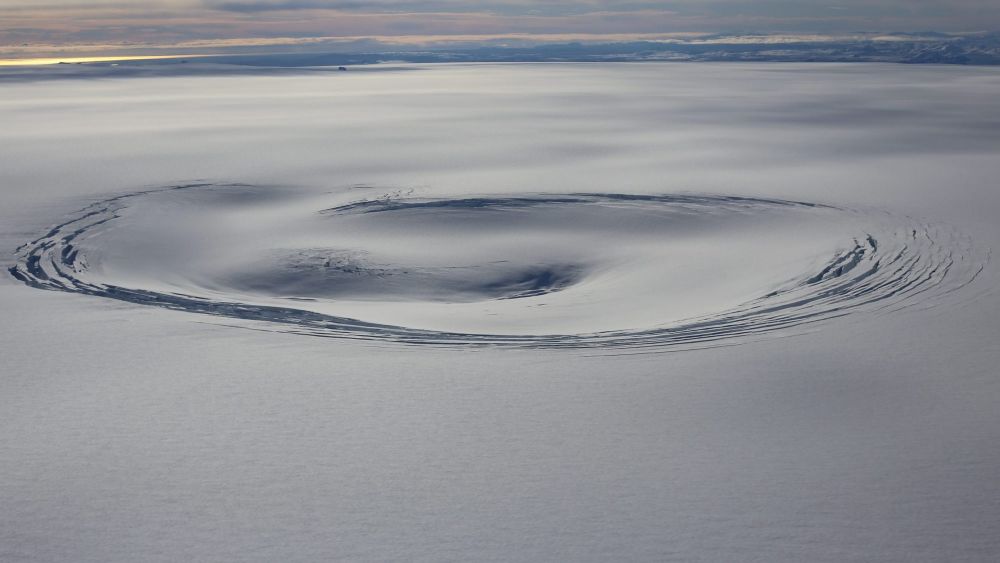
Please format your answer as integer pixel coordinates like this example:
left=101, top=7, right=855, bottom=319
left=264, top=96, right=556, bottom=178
left=3, top=0, right=1000, bottom=58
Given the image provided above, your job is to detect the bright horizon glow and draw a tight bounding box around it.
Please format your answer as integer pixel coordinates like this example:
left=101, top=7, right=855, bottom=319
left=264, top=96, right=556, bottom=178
left=0, top=55, right=212, bottom=67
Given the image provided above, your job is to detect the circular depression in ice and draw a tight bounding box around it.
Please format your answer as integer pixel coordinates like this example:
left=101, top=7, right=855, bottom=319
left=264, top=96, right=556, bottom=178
left=10, top=184, right=986, bottom=350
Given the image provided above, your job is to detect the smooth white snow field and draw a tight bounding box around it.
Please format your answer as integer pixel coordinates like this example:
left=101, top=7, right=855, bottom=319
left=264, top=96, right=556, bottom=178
left=2, top=62, right=1000, bottom=562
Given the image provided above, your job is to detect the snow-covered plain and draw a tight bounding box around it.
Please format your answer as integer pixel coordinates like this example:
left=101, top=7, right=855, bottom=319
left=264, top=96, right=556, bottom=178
left=2, top=63, right=1000, bottom=561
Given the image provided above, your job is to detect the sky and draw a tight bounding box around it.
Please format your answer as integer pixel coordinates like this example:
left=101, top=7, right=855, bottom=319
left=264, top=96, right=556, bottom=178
left=1, top=1, right=999, bottom=59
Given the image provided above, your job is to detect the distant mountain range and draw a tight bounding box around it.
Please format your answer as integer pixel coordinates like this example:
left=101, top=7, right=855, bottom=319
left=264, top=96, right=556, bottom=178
left=4, top=32, right=1000, bottom=81
left=191, top=32, right=1000, bottom=66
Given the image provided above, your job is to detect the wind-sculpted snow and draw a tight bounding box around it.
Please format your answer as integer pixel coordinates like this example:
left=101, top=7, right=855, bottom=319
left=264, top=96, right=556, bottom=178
left=9, top=184, right=986, bottom=351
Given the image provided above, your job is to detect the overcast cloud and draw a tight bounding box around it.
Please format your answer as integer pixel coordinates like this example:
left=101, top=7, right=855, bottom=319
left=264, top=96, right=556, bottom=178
left=1, top=0, right=998, bottom=56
